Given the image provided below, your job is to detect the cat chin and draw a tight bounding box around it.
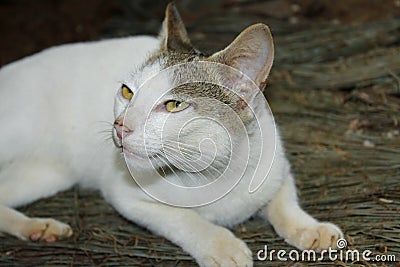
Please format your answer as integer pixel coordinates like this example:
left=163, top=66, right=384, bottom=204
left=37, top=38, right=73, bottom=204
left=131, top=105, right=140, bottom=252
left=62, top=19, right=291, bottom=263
left=122, top=148, right=158, bottom=166
left=122, top=148, right=148, bottom=161
left=123, top=151, right=151, bottom=170
left=122, top=149, right=171, bottom=174
left=112, top=130, right=122, bottom=148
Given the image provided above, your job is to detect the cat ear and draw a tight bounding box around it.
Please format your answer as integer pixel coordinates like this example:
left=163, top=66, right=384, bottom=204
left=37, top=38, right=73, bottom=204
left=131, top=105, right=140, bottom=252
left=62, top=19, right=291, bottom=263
left=160, top=2, right=193, bottom=52
left=207, top=23, right=274, bottom=89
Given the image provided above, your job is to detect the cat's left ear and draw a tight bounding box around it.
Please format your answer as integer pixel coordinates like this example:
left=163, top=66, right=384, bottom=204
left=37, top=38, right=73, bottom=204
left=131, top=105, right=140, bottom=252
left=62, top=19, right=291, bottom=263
left=207, top=23, right=274, bottom=89
left=160, top=2, right=193, bottom=52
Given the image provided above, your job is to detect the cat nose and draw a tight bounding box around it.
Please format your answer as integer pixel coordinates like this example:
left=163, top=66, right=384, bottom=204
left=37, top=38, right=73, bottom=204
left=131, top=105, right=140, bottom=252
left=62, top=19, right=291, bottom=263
left=114, top=118, right=133, bottom=140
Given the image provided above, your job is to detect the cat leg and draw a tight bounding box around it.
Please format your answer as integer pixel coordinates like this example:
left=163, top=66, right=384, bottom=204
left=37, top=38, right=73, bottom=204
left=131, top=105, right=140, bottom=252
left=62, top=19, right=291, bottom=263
left=0, top=205, right=72, bottom=242
left=259, top=174, right=343, bottom=251
left=0, top=160, right=74, bottom=241
left=105, top=187, right=252, bottom=267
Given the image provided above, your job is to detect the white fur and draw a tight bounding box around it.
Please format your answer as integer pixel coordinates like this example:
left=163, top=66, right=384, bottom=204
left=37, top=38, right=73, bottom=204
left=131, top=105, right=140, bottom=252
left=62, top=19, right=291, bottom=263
left=0, top=36, right=159, bottom=238
left=0, top=32, right=342, bottom=266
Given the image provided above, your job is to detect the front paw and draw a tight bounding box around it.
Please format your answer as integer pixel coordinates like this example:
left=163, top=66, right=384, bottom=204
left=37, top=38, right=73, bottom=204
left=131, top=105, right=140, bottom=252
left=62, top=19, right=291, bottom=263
left=288, top=222, right=343, bottom=251
left=195, top=227, right=253, bottom=267
left=19, top=218, right=73, bottom=242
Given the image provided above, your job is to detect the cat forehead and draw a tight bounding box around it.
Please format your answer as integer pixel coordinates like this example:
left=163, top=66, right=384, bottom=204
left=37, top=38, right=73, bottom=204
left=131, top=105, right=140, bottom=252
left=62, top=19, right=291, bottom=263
left=128, top=58, right=164, bottom=90
left=130, top=51, right=248, bottom=102
left=128, top=50, right=204, bottom=91
left=170, top=83, right=236, bottom=103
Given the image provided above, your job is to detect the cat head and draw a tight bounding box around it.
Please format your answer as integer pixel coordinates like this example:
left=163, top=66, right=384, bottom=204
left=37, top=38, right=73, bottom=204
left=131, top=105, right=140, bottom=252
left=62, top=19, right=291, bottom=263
left=113, top=3, right=274, bottom=185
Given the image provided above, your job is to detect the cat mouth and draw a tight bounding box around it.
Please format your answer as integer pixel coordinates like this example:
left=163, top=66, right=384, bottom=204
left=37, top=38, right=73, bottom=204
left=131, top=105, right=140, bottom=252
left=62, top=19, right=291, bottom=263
left=112, top=128, right=160, bottom=161
left=112, top=128, right=122, bottom=148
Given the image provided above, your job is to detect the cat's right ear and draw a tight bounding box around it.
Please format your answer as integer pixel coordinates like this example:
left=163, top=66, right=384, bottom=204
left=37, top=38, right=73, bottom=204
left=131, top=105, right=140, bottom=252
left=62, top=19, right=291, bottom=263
left=206, top=23, right=274, bottom=90
left=159, top=2, right=193, bottom=52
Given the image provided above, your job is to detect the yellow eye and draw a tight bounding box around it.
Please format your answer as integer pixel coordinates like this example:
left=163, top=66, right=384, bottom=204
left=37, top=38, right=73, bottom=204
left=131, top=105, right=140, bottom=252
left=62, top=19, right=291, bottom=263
left=121, top=85, right=134, bottom=100
left=165, top=100, right=190, bottom=113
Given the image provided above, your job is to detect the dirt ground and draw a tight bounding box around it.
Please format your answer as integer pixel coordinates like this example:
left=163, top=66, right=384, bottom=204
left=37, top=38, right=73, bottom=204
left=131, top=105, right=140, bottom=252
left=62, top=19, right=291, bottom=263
left=0, top=1, right=399, bottom=266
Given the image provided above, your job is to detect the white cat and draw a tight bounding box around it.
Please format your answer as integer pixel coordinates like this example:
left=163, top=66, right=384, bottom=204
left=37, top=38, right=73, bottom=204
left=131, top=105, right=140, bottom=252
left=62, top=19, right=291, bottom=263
left=0, top=3, right=343, bottom=266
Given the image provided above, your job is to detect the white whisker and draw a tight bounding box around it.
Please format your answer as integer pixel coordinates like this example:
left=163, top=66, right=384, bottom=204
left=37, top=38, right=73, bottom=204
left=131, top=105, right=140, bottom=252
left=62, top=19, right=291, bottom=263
left=161, top=148, right=220, bottom=185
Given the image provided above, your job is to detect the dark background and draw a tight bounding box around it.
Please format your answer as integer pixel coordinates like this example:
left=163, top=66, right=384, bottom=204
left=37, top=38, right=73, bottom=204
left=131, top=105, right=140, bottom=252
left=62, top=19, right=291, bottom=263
left=1, top=0, right=399, bottom=66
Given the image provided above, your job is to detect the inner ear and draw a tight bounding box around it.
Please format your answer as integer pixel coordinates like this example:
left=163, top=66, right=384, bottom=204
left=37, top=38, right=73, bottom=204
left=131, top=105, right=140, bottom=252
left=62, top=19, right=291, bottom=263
left=160, top=2, right=193, bottom=52
left=206, top=23, right=274, bottom=89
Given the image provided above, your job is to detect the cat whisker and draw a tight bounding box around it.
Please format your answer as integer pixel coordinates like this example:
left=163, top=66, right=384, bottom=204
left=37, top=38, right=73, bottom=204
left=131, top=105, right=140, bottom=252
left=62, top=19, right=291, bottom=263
left=161, top=144, right=223, bottom=176
left=154, top=155, right=167, bottom=177
left=96, top=120, right=114, bottom=126
left=155, top=154, right=181, bottom=180
left=161, top=149, right=220, bottom=185
left=129, top=137, right=247, bottom=174
left=167, top=138, right=251, bottom=167
left=120, top=138, right=242, bottom=185
left=162, top=141, right=234, bottom=169
left=154, top=150, right=210, bottom=186
left=98, top=129, right=113, bottom=134
left=139, top=140, right=218, bottom=184
left=97, top=126, right=115, bottom=143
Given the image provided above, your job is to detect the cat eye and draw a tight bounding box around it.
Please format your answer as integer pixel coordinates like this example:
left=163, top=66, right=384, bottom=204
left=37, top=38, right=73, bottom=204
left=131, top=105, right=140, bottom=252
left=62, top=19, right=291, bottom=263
left=121, top=84, right=134, bottom=100
left=165, top=100, right=190, bottom=113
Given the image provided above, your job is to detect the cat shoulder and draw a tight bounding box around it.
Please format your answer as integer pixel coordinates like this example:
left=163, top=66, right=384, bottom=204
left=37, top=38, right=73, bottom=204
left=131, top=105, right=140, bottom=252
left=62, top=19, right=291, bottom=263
left=1, top=36, right=159, bottom=73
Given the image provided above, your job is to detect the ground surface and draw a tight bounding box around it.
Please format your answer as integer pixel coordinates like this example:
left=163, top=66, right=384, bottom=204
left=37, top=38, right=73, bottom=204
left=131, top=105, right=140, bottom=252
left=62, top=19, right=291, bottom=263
left=0, top=0, right=399, bottom=266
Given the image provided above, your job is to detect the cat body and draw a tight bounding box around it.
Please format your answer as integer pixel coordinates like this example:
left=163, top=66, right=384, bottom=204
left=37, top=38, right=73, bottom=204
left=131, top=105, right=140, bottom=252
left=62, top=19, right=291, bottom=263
left=0, top=36, right=159, bottom=241
left=0, top=4, right=343, bottom=266
left=0, top=36, right=158, bottom=198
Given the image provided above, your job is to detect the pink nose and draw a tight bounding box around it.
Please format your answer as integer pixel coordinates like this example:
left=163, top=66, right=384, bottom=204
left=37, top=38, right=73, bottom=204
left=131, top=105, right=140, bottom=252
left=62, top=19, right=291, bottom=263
left=114, top=118, right=133, bottom=140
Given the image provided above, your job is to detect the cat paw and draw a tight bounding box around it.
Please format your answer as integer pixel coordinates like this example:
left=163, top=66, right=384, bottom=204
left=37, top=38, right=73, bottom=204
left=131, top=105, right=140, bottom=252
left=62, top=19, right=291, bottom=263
left=289, top=222, right=343, bottom=251
left=196, top=227, right=253, bottom=267
left=20, top=218, right=73, bottom=242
